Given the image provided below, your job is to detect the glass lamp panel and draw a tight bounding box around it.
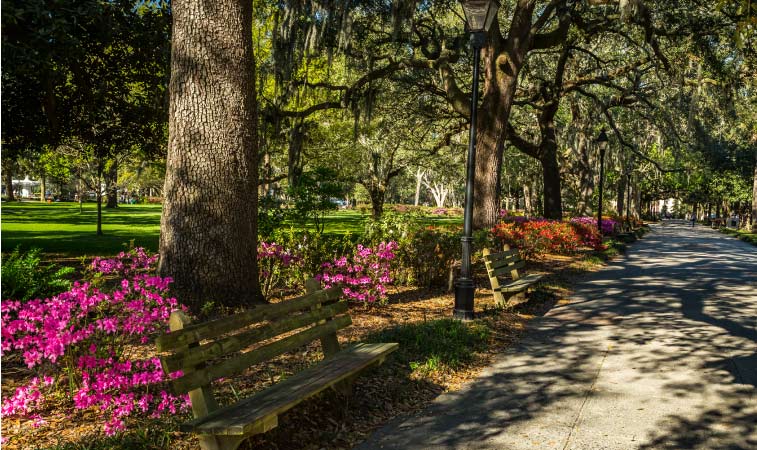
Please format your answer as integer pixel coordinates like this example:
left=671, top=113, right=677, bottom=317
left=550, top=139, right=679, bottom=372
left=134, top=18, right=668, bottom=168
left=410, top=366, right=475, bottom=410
left=461, top=0, right=490, bottom=32
left=484, top=0, right=500, bottom=31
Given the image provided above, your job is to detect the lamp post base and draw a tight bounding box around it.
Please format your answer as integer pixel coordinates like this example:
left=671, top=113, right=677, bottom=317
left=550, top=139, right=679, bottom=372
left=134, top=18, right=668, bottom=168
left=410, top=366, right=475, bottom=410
left=453, top=278, right=475, bottom=320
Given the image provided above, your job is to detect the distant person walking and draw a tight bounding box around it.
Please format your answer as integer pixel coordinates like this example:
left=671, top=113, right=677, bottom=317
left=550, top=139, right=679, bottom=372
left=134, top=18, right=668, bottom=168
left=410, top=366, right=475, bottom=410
left=690, top=213, right=696, bottom=227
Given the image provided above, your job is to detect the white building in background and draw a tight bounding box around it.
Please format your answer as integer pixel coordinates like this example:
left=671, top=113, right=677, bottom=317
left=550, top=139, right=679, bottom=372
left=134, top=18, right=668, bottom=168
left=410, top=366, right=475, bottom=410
left=4, top=176, right=41, bottom=198
left=657, top=198, right=679, bottom=218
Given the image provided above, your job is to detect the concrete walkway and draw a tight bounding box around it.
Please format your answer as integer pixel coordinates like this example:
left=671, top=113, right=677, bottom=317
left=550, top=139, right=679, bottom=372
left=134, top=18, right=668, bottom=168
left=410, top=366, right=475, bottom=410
left=357, top=223, right=757, bottom=450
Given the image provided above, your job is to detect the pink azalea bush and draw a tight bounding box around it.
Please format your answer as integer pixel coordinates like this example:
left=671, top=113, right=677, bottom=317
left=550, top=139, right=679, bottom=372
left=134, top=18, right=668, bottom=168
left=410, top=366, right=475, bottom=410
left=1, top=248, right=189, bottom=436
left=570, top=216, right=618, bottom=235
left=318, top=241, right=397, bottom=305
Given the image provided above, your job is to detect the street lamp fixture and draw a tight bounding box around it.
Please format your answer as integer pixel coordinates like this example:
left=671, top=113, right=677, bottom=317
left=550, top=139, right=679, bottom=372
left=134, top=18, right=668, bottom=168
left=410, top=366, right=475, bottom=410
left=454, top=0, right=500, bottom=321
left=460, top=0, right=500, bottom=33
left=596, top=130, right=609, bottom=234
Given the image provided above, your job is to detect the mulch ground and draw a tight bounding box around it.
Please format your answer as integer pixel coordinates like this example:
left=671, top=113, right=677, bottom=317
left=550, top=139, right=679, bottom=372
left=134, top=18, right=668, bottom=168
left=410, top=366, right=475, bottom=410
left=1, top=251, right=605, bottom=450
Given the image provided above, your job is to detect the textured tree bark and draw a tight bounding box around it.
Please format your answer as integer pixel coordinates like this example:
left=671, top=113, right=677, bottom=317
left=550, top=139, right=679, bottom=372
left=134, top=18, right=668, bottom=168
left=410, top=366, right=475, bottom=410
left=160, top=0, right=262, bottom=309
left=470, top=3, right=537, bottom=230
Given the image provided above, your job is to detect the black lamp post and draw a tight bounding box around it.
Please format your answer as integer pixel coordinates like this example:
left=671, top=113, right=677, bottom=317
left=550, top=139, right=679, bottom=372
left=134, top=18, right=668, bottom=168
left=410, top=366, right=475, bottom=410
left=596, top=130, right=609, bottom=234
left=454, top=0, right=500, bottom=321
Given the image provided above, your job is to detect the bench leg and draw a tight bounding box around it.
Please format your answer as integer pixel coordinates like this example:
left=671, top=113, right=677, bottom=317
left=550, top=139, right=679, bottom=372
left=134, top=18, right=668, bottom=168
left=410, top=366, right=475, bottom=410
left=197, top=415, right=278, bottom=450
left=198, top=435, right=247, bottom=450
left=332, top=373, right=360, bottom=397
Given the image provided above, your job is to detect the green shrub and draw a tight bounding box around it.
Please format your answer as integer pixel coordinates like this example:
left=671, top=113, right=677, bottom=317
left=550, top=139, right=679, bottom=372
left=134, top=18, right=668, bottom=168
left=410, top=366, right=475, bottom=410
left=268, top=228, right=358, bottom=277
left=367, top=318, right=490, bottom=375
left=287, top=168, right=346, bottom=234
left=1, top=247, right=75, bottom=301
left=363, top=213, right=460, bottom=287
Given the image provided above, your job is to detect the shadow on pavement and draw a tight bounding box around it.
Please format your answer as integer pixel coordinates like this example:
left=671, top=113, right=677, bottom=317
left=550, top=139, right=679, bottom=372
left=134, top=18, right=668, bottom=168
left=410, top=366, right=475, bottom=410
left=357, top=223, right=757, bottom=449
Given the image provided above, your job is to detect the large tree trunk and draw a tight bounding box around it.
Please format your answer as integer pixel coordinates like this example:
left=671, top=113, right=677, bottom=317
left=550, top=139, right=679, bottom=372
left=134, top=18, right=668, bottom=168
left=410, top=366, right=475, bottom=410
left=106, top=159, right=118, bottom=208
left=160, top=0, right=262, bottom=309
left=471, top=6, right=535, bottom=230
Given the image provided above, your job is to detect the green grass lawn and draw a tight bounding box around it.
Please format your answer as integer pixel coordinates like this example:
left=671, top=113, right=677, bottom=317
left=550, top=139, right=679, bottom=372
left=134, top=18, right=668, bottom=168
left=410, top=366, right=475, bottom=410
left=719, top=227, right=757, bottom=246
left=1, top=202, right=162, bottom=257
left=1, top=201, right=463, bottom=257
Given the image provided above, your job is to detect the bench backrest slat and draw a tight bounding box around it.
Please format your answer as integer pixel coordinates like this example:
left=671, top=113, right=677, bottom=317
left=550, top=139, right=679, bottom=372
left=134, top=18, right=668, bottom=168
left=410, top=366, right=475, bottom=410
left=170, top=314, right=352, bottom=394
left=156, top=286, right=342, bottom=352
left=486, top=255, right=523, bottom=271
left=487, top=260, right=525, bottom=277
left=482, top=248, right=518, bottom=262
left=161, top=301, right=349, bottom=373
left=483, top=246, right=523, bottom=282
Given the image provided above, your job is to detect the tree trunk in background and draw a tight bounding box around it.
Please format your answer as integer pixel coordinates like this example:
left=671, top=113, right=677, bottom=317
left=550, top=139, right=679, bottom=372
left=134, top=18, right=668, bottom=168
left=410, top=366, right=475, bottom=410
left=752, top=153, right=757, bottom=230
left=617, top=176, right=626, bottom=217
left=414, top=168, right=424, bottom=206
left=540, top=147, right=561, bottom=219
left=3, top=159, right=15, bottom=201
left=576, top=133, right=594, bottom=215
left=367, top=183, right=385, bottom=219
left=523, top=184, right=532, bottom=214
left=106, top=159, right=118, bottom=208
left=39, top=174, right=46, bottom=202
left=160, top=0, right=262, bottom=310
left=96, top=162, right=103, bottom=236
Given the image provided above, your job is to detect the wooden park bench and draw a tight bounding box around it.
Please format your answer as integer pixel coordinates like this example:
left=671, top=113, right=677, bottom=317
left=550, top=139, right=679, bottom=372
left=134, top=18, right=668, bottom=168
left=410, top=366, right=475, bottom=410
left=482, top=246, right=543, bottom=306
left=155, top=279, right=398, bottom=450
left=616, top=221, right=638, bottom=242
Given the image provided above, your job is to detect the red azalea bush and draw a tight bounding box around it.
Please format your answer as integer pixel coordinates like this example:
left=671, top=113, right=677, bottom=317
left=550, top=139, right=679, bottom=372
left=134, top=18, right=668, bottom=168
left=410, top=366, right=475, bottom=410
left=491, top=217, right=605, bottom=258
left=1, top=248, right=189, bottom=437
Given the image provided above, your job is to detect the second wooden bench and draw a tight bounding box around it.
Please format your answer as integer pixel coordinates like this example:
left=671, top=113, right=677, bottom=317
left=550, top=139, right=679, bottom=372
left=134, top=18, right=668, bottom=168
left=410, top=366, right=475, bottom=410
left=482, top=246, right=543, bottom=306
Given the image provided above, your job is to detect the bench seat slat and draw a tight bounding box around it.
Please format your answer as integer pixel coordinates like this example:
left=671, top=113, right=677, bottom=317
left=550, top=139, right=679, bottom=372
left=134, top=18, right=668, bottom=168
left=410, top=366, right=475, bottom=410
left=156, top=287, right=342, bottom=352
left=494, top=273, right=543, bottom=293
left=161, top=302, right=348, bottom=373
left=181, top=342, right=399, bottom=435
left=171, top=314, right=352, bottom=394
